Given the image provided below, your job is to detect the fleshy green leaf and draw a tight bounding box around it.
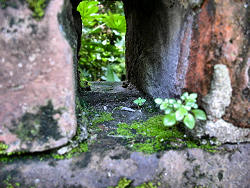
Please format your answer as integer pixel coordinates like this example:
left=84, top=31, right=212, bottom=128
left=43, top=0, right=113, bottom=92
left=175, top=107, right=188, bottom=121
left=163, top=113, right=176, bottom=127
left=189, top=93, right=198, bottom=100
left=155, top=98, right=163, bottom=104
left=160, top=102, right=168, bottom=110
left=182, top=92, right=189, bottom=99
left=168, top=99, right=176, bottom=104
left=186, top=101, right=195, bottom=107
left=192, top=109, right=207, bottom=120
left=184, top=105, right=191, bottom=111
left=164, top=108, right=172, bottom=114
left=183, top=113, right=195, bottom=129
left=173, top=103, right=181, bottom=109
left=193, top=104, right=198, bottom=109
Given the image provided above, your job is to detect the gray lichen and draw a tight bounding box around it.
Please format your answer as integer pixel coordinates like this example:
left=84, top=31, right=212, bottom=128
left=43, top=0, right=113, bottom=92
left=202, top=64, right=232, bottom=120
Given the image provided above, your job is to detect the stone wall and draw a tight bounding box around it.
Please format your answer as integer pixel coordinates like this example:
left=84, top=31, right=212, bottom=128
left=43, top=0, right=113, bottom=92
left=123, top=0, right=249, bottom=129
left=0, top=0, right=81, bottom=153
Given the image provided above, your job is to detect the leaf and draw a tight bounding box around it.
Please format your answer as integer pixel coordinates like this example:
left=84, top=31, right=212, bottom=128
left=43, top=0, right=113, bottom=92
left=175, top=107, right=188, bottom=121
left=173, top=103, right=181, bottom=109
left=103, top=12, right=126, bottom=33
left=186, top=101, right=195, bottom=107
left=184, top=105, right=191, bottom=111
left=155, top=98, right=163, bottom=105
left=192, top=109, right=207, bottom=120
left=77, top=1, right=99, bottom=26
left=106, top=65, right=120, bottom=82
left=189, top=93, right=198, bottom=100
left=163, top=113, right=176, bottom=127
left=160, top=102, right=168, bottom=110
left=164, top=108, right=172, bottom=114
left=183, top=113, right=195, bottom=129
left=168, top=99, right=176, bottom=104
left=181, top=92, right=189, bottom=100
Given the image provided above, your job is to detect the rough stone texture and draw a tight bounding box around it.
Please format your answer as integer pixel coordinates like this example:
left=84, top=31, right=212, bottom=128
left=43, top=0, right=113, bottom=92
left=0, top=143, right=249, bottom=187
left=0, top=0, right=78, bottom=153
left=124, top=0, right=250, bottom=128
left=123, top=0, right=194, bottom=98
left=194, top=119, right=250, bottom=143
left=190, top=65, right=250, bottom=143
left=202, top=64, right=232, bottom=120
left=185, top=0, right=250, bottom=128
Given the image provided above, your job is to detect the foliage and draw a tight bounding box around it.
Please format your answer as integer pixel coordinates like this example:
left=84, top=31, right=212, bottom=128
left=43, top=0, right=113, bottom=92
left=155, top=92, right=206, bottom=129
left=133, top=97, right=146, bottom=107
left=77, top=0, right=126, bottom=82
left=26, top=0, right=49, bottom=19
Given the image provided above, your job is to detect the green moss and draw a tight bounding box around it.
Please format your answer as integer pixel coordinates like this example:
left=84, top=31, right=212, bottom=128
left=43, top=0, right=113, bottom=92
left=52, top=142, right=88, bottom=160
left=2, top=174, right=23, bottom=188
left=92, top=112, right=114, bottom=126
left=109, top=178, right=158, bottom=188
left=26, top=0, right=49, bottom=19
left=0, top=142, right=8, bottom=155
left=109, top=178, right=132, bottom=188
left=115, top=115, right=217, bottom=154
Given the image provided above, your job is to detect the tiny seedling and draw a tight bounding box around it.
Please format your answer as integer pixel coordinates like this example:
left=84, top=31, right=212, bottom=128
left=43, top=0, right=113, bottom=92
left=155, top=92, right=206, bottom=129
left=133, top=97, right=146, bottom=107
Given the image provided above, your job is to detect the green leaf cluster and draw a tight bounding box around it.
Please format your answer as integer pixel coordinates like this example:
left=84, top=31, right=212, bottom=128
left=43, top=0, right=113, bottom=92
left=155, top=92, right=206, bottom=129
left=77, top=0, right=126, bottom=82
left=133, top=97, right=146, bottom=107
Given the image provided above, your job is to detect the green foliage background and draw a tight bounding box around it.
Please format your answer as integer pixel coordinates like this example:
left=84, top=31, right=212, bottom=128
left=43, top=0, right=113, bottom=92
left=77, top=0, right=126, bottom=83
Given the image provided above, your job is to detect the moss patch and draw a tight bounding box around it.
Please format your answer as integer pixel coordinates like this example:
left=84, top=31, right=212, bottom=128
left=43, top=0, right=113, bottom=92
left=92, top=112, right=114, bottom=126
left=115, top=115, right=218, bottom=154
left=109, top=178, right=159, bottom=188
left=26, top=0, right=49, bottom=19
left=52, top=142, right=88, bottom=160
left=0, top=142, right=8, bottom=155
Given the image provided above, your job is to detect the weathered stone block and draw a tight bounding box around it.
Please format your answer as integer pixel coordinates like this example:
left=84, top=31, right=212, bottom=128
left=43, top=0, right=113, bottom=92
left=124, top=0, right=249, bottom=128
left=0, top=0, right=77, bottom=153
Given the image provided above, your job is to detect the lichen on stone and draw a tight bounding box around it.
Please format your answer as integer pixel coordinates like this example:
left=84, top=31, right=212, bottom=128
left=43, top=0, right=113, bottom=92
left=9, top=100, right=63, bottom=145
left=202, top=64, right=232, bottom=120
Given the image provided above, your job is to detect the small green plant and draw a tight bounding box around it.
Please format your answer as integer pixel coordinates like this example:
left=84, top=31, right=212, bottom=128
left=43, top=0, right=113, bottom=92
left=133, top=97, right=146, bottom=107
left=155, top=92, right=206, bottom=129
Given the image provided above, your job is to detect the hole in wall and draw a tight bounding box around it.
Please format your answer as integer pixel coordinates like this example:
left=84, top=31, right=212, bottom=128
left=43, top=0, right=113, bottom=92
left=77, top=0, right=126, bottom=85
